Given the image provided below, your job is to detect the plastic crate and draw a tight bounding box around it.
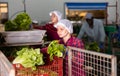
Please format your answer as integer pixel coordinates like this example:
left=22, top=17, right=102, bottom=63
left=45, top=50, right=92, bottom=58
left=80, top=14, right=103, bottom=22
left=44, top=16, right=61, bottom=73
left=1, top=30, right=46, bottom=44
left=13, top=56, right=63, bottom=76
left=15, top=67, right=58, bottom=76
left=38, top=56, right=63, bottom=76
left=104, top=25, right=117, bottom=32
left=40, top=47, right=63, bottom=76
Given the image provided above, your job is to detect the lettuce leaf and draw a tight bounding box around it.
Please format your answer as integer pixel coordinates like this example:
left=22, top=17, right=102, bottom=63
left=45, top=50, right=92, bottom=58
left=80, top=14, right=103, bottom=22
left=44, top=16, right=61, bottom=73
left=13, top=48, right=44, bottom=70
left=47, top=40, right=65, bottom=61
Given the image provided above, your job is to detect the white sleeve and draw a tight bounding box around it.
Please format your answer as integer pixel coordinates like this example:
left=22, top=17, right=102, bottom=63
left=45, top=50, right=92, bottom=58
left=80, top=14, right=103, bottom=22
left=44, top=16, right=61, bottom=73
left=77, top=23, right=86, bottom=39
left=99, top=20, right=106, bottom=42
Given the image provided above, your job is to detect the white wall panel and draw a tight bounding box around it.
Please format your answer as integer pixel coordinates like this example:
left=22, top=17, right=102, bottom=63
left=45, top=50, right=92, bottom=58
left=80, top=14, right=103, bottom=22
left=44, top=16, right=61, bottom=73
left=6, top=0, right=120, bottom=24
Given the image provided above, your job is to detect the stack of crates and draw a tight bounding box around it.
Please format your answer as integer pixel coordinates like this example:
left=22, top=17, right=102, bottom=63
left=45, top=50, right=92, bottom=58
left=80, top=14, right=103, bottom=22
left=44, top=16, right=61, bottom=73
left=104, top=25, right=117, bottom=54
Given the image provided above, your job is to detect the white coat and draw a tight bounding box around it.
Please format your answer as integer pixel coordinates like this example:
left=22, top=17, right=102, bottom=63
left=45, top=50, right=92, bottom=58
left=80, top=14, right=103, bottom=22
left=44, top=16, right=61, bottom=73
left=77, top=19, right=106, bottom=43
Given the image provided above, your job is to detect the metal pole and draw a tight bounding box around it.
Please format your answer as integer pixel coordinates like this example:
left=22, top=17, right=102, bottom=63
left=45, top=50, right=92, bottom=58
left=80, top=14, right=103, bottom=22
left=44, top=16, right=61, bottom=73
left=68, top=47, right=72, bottom=76
left=23, top=0, right=26, bottom=12
left=116, top=0, right=118, bottom=25
left=111, top=55, right=117, bottom=76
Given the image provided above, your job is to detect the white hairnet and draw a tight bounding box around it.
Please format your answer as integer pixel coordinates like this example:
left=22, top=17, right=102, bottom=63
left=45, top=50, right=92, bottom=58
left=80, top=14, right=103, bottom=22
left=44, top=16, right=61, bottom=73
left=55, top=19, right=73, bottom=34
left=49, top=10, right=62, bottom=21
left=85, top=13, right=93, bottom=19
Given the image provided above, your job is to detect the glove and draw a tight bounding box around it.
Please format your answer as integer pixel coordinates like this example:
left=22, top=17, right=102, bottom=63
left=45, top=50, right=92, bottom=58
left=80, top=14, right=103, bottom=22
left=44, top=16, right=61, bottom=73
left=99, top=42, right=104, bottom=49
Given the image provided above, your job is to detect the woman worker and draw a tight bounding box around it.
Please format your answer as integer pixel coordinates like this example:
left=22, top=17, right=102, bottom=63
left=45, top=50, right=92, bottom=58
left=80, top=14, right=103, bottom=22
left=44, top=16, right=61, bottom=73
left=55, top=19, right=85, bottom=76
left=33, top=10, right=62, bottom=41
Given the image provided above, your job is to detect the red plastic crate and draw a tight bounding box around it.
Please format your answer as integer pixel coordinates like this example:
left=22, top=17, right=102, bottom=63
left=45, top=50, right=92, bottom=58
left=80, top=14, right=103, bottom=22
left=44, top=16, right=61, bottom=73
left=40, top=48, right=63, bottom=76
left=13, top=56, right=63, bottom=76
left=9, top=47, right=63, bottom=76
left=13, top=64, right=58, bottom=76
left=38, top=56, right=63, bottom=76
left=15, top=67, right=57, bottom=76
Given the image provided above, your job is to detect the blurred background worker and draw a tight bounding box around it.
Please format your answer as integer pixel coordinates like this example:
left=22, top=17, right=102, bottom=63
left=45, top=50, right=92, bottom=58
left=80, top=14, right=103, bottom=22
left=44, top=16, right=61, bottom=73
left=77, top=13, right=106, bottom=51
left=33, top=10, right=62, bottom=41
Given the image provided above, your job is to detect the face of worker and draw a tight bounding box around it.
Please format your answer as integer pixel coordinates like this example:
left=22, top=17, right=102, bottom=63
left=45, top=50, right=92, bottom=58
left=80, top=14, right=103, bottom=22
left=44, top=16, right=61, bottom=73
left=56, top=25, right=69, bottom=38
left=86, top=18, right=93, bottom=25
left=50, top=13, right=58, bottom=24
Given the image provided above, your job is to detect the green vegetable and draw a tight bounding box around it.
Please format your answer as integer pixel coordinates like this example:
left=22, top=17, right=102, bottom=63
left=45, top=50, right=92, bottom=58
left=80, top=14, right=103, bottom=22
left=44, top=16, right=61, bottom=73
left=13, top=48, right=44, bottom=70
left=85, top=42, right=100, bottom=52
left=47, top=40, right=65, bottom=61
left=0, top=46, right=29, bottom=58
left=5, top=20, right=18, bottom=31
left=5, top=12, right=32, bottom=31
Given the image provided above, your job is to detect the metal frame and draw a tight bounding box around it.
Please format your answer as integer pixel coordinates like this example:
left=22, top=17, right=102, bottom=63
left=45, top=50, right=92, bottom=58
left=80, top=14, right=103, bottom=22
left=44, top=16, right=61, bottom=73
left=67, top=46, right=117, bottom=76
left=0, top=51, right=15, bottom=76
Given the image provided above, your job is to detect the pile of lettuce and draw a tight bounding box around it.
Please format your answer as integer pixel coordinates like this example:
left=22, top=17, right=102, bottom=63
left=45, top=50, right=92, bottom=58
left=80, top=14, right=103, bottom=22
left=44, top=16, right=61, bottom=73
left=85, top=42, right=100, bottom=52
left=47, top=40, right=65, bottom=61
left=5, top=12, right=32, bottom=31
left=13, top=48, right=44, bottom=70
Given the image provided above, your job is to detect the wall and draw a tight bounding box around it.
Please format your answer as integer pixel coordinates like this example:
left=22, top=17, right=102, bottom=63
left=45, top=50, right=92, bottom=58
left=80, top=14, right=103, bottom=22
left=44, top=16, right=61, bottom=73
left=1, top=0, right=119, bottom=24
left=0, top=0, right=8, bottom=2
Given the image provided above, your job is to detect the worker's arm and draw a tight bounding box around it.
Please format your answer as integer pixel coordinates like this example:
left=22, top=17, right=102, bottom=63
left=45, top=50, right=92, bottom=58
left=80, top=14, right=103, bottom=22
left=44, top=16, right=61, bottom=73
left=77, top=24, right=85, bottom=39
left=98, top=20, right=106, bottom=49
left=99, top=21, right=106, bottom=43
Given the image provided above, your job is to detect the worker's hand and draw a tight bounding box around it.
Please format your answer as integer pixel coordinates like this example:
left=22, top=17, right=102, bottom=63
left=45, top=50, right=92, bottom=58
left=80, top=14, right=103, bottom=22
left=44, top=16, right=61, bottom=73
left=99, top=42, right=105, bottom=53
left=99, top=42, right=104, bottom=49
